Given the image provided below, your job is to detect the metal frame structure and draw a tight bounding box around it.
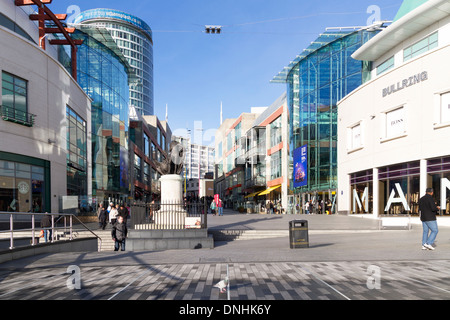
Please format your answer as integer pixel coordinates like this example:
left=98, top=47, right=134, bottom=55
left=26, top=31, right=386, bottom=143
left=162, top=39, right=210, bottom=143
left=15, top=0, right=83, bottom=80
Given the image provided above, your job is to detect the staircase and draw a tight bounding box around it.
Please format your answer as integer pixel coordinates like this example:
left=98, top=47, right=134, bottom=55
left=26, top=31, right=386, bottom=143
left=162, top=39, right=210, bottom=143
left=208, top=229, right=289, bottom=241
left=70, top=229, right=115, bottom=251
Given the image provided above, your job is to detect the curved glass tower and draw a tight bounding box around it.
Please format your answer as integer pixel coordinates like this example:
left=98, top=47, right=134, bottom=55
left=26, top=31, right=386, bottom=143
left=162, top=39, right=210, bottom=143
left=73, top=8, right=154, bottom=116
left=72, top=28, right=132, bottom=204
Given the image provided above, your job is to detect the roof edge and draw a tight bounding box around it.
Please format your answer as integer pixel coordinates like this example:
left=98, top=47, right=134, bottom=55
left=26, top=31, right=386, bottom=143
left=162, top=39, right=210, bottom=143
left=352, top=0, right=449, bottom=61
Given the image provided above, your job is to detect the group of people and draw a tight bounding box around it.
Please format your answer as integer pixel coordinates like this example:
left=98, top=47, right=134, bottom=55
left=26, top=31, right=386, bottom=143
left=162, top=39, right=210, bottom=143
left=97, top=202, right=128, bottom=251
left=303, top=199, right=333, bottom=215
left=266, top=200, right=284, bottom=214
left=210, top=198, right=223, bottom=216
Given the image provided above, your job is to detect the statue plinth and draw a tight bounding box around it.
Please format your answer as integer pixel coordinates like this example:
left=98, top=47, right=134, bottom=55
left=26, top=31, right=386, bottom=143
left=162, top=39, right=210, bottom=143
left=154, top=174, right=186, bottom=229
left=160, top=174, right=184, bottom=204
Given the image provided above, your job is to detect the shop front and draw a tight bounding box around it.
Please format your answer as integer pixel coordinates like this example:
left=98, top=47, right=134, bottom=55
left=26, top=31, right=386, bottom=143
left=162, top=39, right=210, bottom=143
left=350, top=158, right=450, bottom=216
left=0, top=153, right=50, bottom=213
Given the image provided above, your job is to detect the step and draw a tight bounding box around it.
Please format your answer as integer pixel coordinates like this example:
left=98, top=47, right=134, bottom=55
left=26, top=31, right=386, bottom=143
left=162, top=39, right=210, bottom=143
left=127, top=229, right=213, bottom=250
left=209, top=229, right=289, bottom=241
left=127, top=234, right=214, bottom=251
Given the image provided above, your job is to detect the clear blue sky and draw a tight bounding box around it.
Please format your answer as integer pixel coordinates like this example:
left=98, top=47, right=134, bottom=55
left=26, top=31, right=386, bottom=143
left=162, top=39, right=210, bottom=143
left=49, top=0, right=403, bottom=146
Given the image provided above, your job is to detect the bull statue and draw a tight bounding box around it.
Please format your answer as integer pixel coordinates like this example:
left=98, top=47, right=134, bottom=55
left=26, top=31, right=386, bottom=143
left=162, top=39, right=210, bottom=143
left=154, top=141, right=185, bottom=176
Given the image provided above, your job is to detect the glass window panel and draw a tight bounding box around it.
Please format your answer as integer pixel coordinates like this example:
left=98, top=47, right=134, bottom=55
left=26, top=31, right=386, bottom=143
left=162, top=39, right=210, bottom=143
left=16, top=170, right=30, bottom=179
left=2, top=80, right=13, bottom=91
left=16, top=163, right=30, bottom=172
left=2, top=89, right=14, bottom=107
left=2, top=72, right=13, bottom=83
left=377, top=56, right=395, bottom=75
left=31, top=173, right=44, bottom=181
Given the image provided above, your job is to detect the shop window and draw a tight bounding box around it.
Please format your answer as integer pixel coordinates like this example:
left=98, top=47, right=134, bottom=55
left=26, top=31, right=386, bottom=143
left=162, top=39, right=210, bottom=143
left=379, top=162, right=421, bottom=215
left=0, top=160, right=46, bottom=213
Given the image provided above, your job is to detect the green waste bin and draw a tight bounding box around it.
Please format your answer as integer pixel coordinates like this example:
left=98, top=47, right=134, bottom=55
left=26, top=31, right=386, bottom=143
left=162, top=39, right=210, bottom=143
left=289, top=220, right=309, bottom=249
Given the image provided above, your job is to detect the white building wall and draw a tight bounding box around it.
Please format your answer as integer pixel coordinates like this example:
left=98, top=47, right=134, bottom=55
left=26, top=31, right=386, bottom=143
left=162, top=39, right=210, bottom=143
left=338, top=17, right=450, bottom=216
left=0, top=10, right=91, bottom=212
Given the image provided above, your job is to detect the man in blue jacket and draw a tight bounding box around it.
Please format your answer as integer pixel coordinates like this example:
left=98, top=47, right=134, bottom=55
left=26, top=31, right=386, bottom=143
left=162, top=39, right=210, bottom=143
left=419, top=188, right=440, bottom=250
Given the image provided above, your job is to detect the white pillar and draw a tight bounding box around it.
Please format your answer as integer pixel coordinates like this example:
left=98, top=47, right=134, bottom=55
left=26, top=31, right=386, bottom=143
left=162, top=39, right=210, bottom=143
left=373, top=168, right=379, bottom=218
left=420, top=159, right=428, bottom=197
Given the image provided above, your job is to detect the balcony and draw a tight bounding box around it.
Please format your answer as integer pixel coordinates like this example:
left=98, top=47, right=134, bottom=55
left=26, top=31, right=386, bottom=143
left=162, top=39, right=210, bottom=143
left=245, top=176, right=266, bottom=188
left=1, top=105, right=35, bottom=127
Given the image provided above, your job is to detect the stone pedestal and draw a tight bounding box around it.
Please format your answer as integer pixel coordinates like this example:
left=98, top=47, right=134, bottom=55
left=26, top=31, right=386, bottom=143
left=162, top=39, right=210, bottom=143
left=160, top=174, right=183, bottom=203
left=154, top=174, right=186, bottom=229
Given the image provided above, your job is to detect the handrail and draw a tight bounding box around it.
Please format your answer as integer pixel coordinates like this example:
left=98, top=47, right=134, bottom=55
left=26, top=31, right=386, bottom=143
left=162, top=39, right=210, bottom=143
left=0, top=211, right=102, bottom=251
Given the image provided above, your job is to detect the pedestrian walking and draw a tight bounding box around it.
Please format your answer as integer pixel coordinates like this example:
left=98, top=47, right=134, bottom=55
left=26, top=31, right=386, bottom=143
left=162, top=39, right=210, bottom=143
left=109, top=203, right=118, bottom=226
left=97, top=203, right=107, bottom=230
left=40, top=213, right=52, bottom=243
left=218, top=199, right=223, bottom=216
left=112, top=215, right=127, bottom=251
left=304, top=201, right=309, bottom=214
left=419, top=188, right=440, bottom=250
left=118, top=203, right=129, bottom=223
left=210, top=200, right=216, bottom=215
left=269, top=201, right=274, bottom=215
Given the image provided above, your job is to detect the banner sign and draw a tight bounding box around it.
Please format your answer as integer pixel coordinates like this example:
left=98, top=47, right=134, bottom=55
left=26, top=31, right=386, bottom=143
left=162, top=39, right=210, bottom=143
left=293, top=145, right=308, bottom=188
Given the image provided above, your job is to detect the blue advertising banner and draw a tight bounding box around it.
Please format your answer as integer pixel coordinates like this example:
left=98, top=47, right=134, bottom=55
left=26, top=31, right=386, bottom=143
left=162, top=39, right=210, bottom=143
left=293, top=145, right=308, bottom=188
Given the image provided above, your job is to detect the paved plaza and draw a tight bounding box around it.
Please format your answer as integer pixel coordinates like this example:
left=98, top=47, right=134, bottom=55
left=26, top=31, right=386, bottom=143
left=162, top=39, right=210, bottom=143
left=2, top=211, right=450, bottom=303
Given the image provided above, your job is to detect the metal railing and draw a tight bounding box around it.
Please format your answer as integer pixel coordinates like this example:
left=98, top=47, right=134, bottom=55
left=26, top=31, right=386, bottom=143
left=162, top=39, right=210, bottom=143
left=0, top=211, right=102, bottom=251
left=0, top=105, right=36, bottom=127
left=130, top=201, right=208, bottom=230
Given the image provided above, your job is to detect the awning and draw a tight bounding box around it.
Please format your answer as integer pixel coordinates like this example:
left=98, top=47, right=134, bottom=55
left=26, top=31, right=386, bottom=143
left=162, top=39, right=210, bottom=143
left=258, top=185, right=281, bottom=196
left=244, top=191, right=261, bottom=199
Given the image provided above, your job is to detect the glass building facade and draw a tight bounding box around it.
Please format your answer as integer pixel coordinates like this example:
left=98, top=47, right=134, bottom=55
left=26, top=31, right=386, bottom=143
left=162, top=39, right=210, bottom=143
left=73, top=9, right=154, bottom=116
left=71, top=28, right=132, bottom=204
left=273, top=29, right=379, bottom=206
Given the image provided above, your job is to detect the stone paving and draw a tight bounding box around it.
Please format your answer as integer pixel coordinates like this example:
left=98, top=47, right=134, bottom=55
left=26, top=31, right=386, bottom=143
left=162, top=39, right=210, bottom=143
left=2, top=212, right=450, bottom=304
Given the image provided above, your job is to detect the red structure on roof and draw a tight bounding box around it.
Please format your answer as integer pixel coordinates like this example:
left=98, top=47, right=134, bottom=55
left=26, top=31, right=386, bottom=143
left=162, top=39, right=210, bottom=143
left=15, top=0, right=83, bottom=80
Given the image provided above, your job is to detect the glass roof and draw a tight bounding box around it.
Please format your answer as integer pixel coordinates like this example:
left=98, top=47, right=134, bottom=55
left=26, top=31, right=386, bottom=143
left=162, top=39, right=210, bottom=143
left=271, top=30, right=357, bottom=83
left=75, top=25, right=138, bottom=84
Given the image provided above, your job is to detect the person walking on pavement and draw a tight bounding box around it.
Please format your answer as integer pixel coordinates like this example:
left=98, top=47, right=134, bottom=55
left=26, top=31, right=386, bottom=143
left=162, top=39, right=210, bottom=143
left=112, top=215, right=127, bottom=251
left=109, top=203, right=119, bottom=226
left=97, top=203, right=107, bottom=230
left=118, top=203, right=129, bottom=223
left=304, top=201, right=309, bottom=214
left=419, top=188, right=440, bottom=250
left=210, top=200, right=216, bottom=215
left=218, top=199, right=223, bottom=216
left=40, top=213, right=52, bottom=243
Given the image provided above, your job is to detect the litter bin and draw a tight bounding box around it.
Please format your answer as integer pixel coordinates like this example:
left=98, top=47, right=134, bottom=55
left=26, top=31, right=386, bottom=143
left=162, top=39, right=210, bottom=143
left=289, top=220, right=309, bottom=249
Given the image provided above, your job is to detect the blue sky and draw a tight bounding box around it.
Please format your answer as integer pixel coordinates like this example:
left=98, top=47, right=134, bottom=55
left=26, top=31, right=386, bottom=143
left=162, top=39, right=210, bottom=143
left=49, top=0, right=403, bottom=146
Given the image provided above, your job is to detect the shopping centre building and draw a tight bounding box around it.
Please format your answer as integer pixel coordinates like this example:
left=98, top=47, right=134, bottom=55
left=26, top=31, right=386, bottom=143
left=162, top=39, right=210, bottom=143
left=337, top=0, right=450, bottom=216
left=214, top=94, right=289, bottom=212
left=0, top=1, right=91, bottom=213
left=272, top=25, right=384, bottom=213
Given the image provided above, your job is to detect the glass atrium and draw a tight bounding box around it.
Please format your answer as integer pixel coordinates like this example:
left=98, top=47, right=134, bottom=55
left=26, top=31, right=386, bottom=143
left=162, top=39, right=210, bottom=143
left=72, top=28, right=132, bottom=204
left=273, top=29, right=378, bottom=203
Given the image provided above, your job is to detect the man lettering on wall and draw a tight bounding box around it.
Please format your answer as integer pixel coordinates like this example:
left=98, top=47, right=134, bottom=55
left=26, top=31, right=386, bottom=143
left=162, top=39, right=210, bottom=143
left=419, top=188, right=440, bottom=250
